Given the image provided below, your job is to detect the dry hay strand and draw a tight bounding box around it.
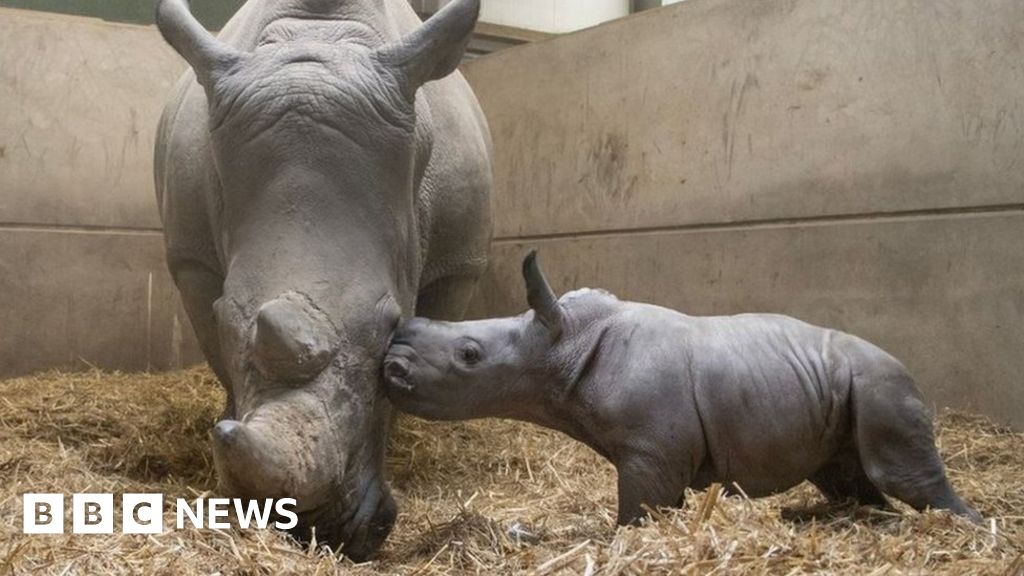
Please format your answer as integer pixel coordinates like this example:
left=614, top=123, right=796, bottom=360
left=0, top=367, right=1021, bottom=575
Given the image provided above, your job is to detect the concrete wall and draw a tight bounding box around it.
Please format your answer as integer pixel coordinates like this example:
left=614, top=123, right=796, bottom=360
left=2, top=2, right=1022, bottom=428
left=0, top=9, right=201, bottom=375
left=460, top=0, right=1024, bottom=428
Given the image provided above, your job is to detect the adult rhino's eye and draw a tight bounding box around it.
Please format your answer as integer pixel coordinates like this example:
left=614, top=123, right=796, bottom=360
left=458, top=343, right=482, bottom=365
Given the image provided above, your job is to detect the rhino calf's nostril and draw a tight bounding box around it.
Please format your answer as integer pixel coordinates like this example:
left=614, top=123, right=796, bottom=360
left=384, top=359, right=409, bottom=379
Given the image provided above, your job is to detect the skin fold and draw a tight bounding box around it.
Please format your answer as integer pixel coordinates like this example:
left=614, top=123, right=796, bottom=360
left=384, top=252, right=982, bottom=526
left=153, top=0, right=491, bottom=559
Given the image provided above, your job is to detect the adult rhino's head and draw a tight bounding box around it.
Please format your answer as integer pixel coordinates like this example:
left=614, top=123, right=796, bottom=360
left=156, top=0, right=480, bottom=559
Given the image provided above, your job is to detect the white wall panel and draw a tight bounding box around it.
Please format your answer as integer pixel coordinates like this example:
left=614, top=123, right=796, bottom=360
left=480, top=0, right=629, bottom=33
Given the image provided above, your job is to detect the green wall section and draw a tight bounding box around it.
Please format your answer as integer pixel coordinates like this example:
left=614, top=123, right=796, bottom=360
left=0, top=0, right=244, bottom=28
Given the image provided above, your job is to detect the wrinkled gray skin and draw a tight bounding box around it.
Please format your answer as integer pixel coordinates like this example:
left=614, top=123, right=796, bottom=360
left=153, top=0, right=491, bottom=559
left=385, top=253, right=981, bottom=526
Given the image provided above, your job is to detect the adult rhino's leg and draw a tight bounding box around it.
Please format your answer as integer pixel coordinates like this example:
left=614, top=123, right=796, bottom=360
left=171, top=260, right=233, bottom=418
left=415, top=272, right=482, bottom=321
left=614, top=455, right=690, bottom=526
left=850, top=358, right=981, bottom=523
left=157, top=78, right=234, bottom=415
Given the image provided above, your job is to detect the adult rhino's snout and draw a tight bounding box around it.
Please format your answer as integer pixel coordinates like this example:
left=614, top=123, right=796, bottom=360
left=211, top=418, right=296, bottom=499
left=253, top=294, right=338, bottom=382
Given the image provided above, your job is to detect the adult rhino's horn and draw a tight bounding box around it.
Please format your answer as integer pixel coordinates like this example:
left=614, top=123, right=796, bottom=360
left=373, top=0, right=480, bottom=97
left=156, top=0, right=241, bottom=89
left=523, top=250, right=564, bottom=337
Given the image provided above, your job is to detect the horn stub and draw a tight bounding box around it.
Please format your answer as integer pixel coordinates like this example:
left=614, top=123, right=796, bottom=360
left=252, top=296, right=337, bottom=382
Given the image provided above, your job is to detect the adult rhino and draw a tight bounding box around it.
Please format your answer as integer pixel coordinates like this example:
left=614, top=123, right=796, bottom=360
left=153, top=0, right=491, bottom=559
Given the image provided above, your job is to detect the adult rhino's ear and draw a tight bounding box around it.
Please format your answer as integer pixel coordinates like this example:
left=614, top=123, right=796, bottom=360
left=523, top=250, right=564, bottom=338
left=373, top=0, right=479, bottom=99
left=156, top=0, right=242, bottom=90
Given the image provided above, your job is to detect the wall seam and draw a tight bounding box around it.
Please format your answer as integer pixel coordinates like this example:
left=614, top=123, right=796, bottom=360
left=493, top=203, right=1024, bottom=243
left=0, top=223, right=164, bottom=236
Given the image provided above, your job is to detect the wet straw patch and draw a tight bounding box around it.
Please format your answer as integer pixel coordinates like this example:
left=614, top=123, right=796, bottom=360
left=0, top=368, right=1021, bottom=574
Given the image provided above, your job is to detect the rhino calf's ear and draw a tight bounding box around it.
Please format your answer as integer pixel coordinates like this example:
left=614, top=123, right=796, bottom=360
left=523, top=250, right=564, bottom=337
left=374, top=0, right=480, bottom=99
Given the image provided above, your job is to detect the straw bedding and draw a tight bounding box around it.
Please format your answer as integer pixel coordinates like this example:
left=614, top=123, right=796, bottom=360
left=0, top=368, right=1021, bottom=575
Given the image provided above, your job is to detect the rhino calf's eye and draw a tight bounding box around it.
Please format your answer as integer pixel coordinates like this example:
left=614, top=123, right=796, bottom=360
left=459, top=344, right=482, bottom=365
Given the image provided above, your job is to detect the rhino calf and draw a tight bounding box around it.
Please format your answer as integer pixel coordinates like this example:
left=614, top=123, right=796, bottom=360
left=384, top=252, right=981, bottom=526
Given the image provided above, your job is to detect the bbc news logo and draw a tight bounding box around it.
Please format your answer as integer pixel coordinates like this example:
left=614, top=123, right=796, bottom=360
left=23, top=494, right=298, bottom=534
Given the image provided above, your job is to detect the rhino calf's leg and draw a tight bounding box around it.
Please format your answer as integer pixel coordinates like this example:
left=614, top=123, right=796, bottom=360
left=615, top=456, right=690, bottom=526
left=808, top=449, right=891, bottom=509
left=851, top=365, right=982, bottom=523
